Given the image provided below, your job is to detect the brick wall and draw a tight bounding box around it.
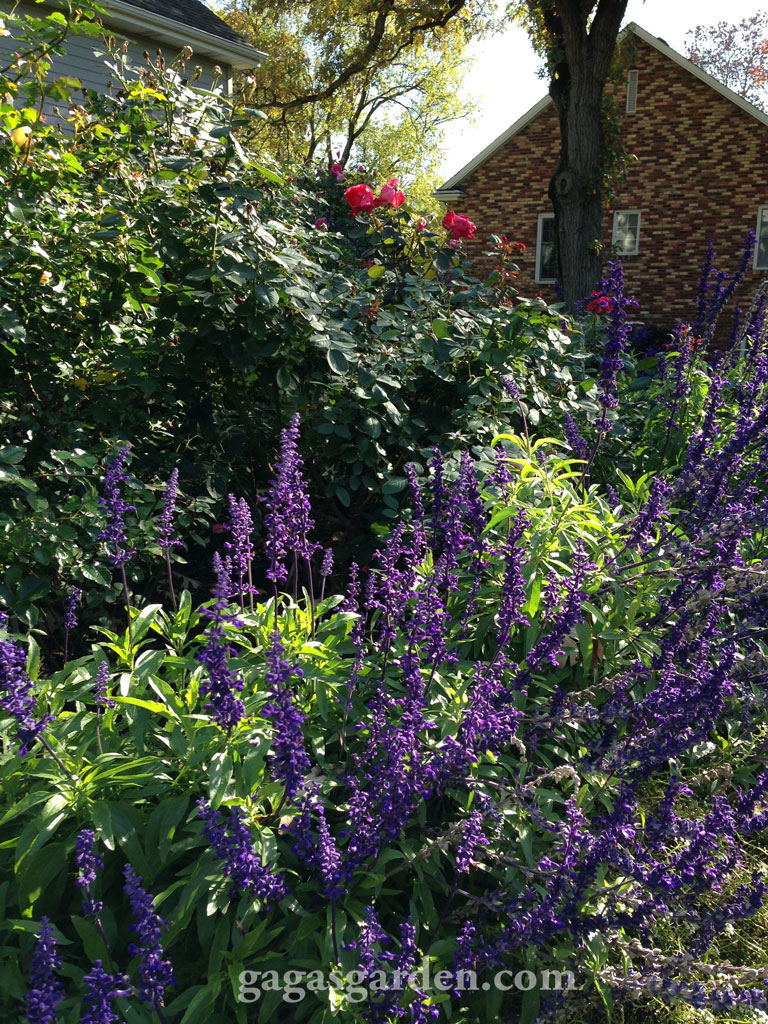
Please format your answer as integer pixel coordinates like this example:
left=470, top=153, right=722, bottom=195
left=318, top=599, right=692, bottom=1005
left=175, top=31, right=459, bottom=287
left=453, top=35, right=768, bottom=333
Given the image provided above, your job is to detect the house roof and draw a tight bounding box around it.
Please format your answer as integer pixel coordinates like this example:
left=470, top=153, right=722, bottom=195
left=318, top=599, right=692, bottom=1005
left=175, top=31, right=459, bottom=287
left=103, top=0, right=266, bottom=69
left=435, top=22, right=768, bottom=196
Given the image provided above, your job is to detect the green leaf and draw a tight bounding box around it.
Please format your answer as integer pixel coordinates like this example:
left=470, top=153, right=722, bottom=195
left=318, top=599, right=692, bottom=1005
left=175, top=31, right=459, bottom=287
left=208, top=751, right=233, bottom=808
left=71, top=914, right=110, bottom=962
left=327, top=348, right=348, bottom=374
left=367, top=264, right=386, bottom=279
left=15, top=794, right=69, bottom=871
left=130, top=603, right=163, bottom=645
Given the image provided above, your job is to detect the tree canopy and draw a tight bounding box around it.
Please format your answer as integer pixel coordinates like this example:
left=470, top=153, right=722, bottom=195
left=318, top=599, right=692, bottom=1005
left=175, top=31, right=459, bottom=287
left=213, top=0, right=495, bottom=197
left=685, top=13, right=768, bottom=112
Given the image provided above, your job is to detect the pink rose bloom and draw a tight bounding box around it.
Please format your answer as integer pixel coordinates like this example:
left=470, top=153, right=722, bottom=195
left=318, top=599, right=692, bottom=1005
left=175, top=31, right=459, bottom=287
left=330, top=162, right=345, bottom=182
left=374, top=177, right=405, bottom=208
left=442, top=210, right=476, bottom=241
left=345, top=183, right=375, bottom=217
left=314, top=217, right=329, bottom=230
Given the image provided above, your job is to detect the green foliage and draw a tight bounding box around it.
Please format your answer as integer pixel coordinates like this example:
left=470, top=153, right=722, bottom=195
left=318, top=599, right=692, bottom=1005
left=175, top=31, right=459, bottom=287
left=216, top=0, right=474, bottom=196
left=0, top=18, right=609, bottom=618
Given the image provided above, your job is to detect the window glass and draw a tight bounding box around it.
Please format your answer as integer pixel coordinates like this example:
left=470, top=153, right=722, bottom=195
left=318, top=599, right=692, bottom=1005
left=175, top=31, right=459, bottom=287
left=613, top=211, right=640, bottom=255
left=537, top=214, right=557, bottom=282
left=756, top=207, right=768, bottom=270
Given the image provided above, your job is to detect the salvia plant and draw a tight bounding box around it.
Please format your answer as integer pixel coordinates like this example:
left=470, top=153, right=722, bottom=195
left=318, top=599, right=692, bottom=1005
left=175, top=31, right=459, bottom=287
left=1, top=316, right=768, bottom=1023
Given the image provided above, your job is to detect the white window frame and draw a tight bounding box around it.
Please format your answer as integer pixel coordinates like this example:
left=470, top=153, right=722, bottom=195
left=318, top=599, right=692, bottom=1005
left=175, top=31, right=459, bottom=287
left=535, top=212, right=557, bottom=284
left=755, top=206, right=768, bottom=270
left=612, top=210, right=641, bottom=256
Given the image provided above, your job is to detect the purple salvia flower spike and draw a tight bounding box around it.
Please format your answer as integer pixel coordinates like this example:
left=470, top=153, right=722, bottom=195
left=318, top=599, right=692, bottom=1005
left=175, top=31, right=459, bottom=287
left=79, top=960, right=133, bottom=1024
left=97, top=445, right=136, bottom=567
left=224, top=494, right=256, bottom=611
left=123, top=864, right=175, bottom=1011
left=196, top=552, right=245, bottom=733
left=75, top=828, right=105, bottom=917
left=260, top=632, right=310, bottom=801
left=25, top=917, right=64, bottom=1024
left=264, top=414, right=319, bottom=587
left=62, top=583, right=82, bottom=664
left=563, top=412, right=588, bottom=461
left=156, top=468, right=181, bottom=551
left=197, top=798, right=286, bottom=903
left=62, top=585, right=81, bottom=630
left=0, top=615, right=53, bottom=756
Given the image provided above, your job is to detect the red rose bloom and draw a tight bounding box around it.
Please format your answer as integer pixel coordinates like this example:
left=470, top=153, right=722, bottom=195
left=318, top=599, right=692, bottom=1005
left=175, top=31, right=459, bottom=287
left=374, top=178, right=405, bottom=208
left=442, top=209, right=476, bottom=241
left=345, top=183, right=375, bottom=217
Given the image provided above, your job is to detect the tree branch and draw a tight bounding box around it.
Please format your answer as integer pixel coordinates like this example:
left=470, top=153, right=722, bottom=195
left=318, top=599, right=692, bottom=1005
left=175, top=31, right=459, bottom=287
left=260, top=0, right=469, bottom=111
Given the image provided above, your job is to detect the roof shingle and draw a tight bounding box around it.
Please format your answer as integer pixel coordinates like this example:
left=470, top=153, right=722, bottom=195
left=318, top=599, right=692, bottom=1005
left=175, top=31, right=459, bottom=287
left=116, top=0, right=249, bottom=47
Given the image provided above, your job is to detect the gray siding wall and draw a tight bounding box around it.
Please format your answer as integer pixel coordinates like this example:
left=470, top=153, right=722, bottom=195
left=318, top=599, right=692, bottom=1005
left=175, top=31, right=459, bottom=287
left=1, top=2, right=232, bottom=113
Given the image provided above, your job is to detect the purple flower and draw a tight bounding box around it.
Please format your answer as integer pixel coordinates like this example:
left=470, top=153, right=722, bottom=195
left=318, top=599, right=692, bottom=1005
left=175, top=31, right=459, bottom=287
left=62, top=586, right=82, bottom=632
left=97, top=445, right=136, bottom=567
left=196, top=553, right=246, bottom=733
left=320, top=547, right=333, bottom=578
left=495, top=511, right=530, bottom=645
left=75, top=829, right=104, bottom=916
left=455, top=810, right=489, bottom=873
left=260, top=632, right=310, bottom=800
left=224, top=494, right=255, bottom=608
left=93, top=662, right=115, bottom=710
left=563, top=412, right=588, bottom=461
left=123, top=865, right=174, bottom=1011
left=263, top=414, right=318, bottom=583
left=25, top=917, right=64, bottom=1024
left=625, top=477, right=670, bottom=550
left=0, top=615, right=52, bottom=756
left=290, top=793, right=345, bottom=900
left=156, top=468, right=182, bottom=552
left=197, top=798, right=286, bottom=903
left=79, top=960, right=132, bottom=1024
left=594, top=261, right=636, bottom=419
left=452, top=921, right=477, bottom=997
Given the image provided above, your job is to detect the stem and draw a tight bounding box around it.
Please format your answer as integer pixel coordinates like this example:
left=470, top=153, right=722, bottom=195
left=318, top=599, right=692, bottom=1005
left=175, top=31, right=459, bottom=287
left=331, top=899, right=340, bottom=964
left=63, top=628, right=69, bottom=666
left=164, top=549, right=177, bottom=612
left=119, top=562, right=134, bottom=652
left=39, top=735, right=76, bottom=780
left=96, top=706, right=104, bottom=756
left=306, top=552, right=316, bottom=642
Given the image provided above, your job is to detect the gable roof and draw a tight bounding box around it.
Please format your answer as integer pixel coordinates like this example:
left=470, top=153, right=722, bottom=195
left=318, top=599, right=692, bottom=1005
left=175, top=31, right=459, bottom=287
left=102, top=0, right=266, bottom=69
left=436, top=22, right=768, bottom=195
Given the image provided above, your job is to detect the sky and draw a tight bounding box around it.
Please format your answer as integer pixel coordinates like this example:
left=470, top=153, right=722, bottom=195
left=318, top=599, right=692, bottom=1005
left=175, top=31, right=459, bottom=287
left=437, top=0, right=764, bottom=182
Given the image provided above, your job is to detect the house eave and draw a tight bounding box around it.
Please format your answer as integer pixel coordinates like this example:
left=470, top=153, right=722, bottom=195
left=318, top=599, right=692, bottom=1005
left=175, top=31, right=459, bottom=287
left=102, top=0, right=267, bottom=69
left=432, top=187, right=467, bottom=203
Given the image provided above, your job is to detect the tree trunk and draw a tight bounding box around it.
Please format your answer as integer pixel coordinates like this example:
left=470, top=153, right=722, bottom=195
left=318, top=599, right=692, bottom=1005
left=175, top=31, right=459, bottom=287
left=544, top=0, right=629, bottom=309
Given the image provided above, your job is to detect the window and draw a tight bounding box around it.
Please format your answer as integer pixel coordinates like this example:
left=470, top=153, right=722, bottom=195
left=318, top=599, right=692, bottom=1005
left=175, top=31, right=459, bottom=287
left=755, top=207, right=768, bottom=270
left=626, top=70, right=638, bottom=114
left=612, top=210, right=641, bottom=255
left=536, top=213, right=557, bottom=283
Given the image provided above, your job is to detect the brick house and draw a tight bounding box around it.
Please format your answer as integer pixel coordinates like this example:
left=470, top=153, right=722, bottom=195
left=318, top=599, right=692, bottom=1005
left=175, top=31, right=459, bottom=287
left=434, top=23, right=768, bottom=329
